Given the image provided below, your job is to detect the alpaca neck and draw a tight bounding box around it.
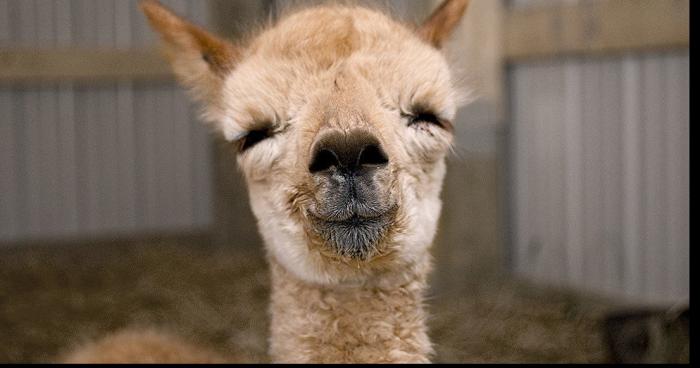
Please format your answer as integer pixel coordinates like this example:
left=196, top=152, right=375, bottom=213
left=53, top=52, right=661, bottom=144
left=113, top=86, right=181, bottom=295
left=267, top=257, right=433, bottom=363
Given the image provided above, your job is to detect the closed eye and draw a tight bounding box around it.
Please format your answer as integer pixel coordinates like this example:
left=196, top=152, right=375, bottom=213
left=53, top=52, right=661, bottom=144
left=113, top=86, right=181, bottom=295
left=405, top=110, right=452, bottom=131
left=238, top=127, right=273, bottom=153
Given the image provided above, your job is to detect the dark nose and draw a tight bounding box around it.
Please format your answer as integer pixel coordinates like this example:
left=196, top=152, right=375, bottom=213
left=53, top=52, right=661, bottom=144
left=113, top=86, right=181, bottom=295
left=309, top=130, right=389, bottom=174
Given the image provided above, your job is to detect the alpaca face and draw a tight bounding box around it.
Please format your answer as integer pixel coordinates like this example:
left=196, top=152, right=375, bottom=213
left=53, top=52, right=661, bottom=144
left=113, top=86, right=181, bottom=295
left=141, top=0, right=469, bottom=285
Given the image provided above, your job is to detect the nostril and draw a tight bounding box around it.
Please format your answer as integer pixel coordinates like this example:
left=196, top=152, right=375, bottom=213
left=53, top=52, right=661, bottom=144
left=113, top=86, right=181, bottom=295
left=309, top=149, right=340, bottom=173
left=357, top=144, right=389, bottom=168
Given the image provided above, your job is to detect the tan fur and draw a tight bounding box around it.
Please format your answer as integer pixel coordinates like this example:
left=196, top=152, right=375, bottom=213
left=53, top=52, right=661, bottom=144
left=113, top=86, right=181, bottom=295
left=268, top=258, right=434, bottom=363
left=63, top=0, right=470, bottom=363
left=140, top=0, right=239, bottom=105
left=60, top=329, right=227, bottom=364
left=418, top=0, right=471, bottom=48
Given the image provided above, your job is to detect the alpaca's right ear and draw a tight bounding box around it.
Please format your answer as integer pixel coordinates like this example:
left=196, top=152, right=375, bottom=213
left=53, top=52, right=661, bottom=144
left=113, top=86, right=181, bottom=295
left=418, top=0, right=470, bottom=48
left=140, top=0, right=239, bottom=101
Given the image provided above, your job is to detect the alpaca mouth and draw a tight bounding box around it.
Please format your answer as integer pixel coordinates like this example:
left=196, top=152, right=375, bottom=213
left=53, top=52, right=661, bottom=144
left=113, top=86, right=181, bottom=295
left=308, top=205, right=398, bottom=260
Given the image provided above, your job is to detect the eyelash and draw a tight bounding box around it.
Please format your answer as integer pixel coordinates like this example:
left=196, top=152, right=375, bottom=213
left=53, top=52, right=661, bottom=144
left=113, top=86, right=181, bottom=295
left=238, top=127, right=273, bottom=153
left=405, top=111, right=449, bottom=130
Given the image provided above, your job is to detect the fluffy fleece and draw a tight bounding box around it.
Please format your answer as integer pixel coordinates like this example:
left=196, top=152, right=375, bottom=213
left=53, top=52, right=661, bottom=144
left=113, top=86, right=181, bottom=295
left=63, top=0, right=470, bottom=363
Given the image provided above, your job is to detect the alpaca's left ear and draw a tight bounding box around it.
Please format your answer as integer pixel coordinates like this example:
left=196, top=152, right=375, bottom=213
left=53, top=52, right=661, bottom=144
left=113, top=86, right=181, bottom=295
left=418, top=0, right=471, bottom=48
left=140, top=0, right=240, bottom=102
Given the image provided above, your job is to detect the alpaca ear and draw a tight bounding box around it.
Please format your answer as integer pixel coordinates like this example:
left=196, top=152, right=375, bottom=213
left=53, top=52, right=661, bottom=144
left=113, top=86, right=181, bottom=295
left=418, top=0, right=471, bottom=48
left=140, top=0, right=239, bottom=100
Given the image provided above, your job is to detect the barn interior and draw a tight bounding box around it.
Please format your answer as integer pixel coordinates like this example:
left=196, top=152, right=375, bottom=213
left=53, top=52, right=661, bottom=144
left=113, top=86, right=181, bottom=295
left=0, top=0, right=689, bottom=363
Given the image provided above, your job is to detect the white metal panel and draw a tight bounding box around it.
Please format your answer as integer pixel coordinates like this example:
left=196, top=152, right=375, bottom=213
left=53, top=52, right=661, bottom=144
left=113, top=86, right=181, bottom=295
left=580, top=60, right=607, bottom=293
left=598, top=60, right=624, bottom=294
left=640, top=55, right=668, bottom=302
left=525, top=62, right=568, bottom=286
left=620, top=56, right=644, bottom=299
left=562, top=60, right=584, bottom=286
left=511, top=62, right=532, bottom=277
left=664, top=54, right=689, bottom=301
left=510, top=52, right=689, bottom=304
left=544, top=63, right=567, bottom=287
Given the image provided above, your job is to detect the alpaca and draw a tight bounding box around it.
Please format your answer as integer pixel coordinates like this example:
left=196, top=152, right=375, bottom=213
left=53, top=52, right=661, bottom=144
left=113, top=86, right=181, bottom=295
left=63, top=0, right=470, bottom=363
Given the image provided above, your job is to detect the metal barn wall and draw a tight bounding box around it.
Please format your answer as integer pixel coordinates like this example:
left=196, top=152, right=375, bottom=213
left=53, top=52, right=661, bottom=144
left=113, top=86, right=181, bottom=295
left=0, top=0, right=214, bottom=242
left=509, top=51, right=689, bottom=305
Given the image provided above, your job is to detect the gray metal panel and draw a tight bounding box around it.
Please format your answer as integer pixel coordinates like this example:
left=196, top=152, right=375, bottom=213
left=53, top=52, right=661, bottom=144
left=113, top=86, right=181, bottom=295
left=96, top=87, right=120, bottom=232
left=510, top=52, right=689, bottom=304
left=188, top=97, right=214, bottom=229
left=525, top=62, right=568, bottom=285
left=0, top=0, right=9, bottom=46
left=36, top=0, right=54, bottom=47
left=133, top=86, right=160, bottom=230
left=0, top=0, right=216, bottom=242
left=74, top=0, right=97, bottom=47
left=57, top=85, right=80, bottom=235
left=37, top=87, right=60, bottom=235
left=17, top=0, right=37, bottom=47
left=580, top=60, right=604, bottom=292
left=511, top=61, right=532, bottom=277
left=0, top=88, right=18, bottom=241
left=54, top=0, right=73, bottom=47
left=154, top=86, right=177, bottom=229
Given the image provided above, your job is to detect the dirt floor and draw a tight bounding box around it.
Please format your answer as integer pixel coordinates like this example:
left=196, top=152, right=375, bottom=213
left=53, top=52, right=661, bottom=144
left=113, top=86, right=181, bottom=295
left=0, top=237, right=625, bottom=363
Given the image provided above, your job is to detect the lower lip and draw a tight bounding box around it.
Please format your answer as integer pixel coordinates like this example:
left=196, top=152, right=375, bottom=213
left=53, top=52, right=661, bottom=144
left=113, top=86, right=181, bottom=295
left=313, top=214, right=384, bottom=227
left=338, top=215, right=378, bottom=226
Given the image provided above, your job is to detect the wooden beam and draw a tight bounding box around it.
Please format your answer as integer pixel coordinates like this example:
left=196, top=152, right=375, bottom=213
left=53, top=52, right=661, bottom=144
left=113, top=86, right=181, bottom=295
left=0, top=49, right=173, bottom=83
left=505, top=0, right=689, bottom=61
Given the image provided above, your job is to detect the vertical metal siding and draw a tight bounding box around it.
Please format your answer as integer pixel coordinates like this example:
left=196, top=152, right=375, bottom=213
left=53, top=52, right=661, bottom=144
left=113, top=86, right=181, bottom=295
left=510, top=52, right=690, bottom=304
left=0, top=0, right=215, bottom=242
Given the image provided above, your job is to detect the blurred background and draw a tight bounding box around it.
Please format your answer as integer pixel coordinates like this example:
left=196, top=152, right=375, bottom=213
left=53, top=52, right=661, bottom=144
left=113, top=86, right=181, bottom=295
left=0, top=0, right=689, bottom=363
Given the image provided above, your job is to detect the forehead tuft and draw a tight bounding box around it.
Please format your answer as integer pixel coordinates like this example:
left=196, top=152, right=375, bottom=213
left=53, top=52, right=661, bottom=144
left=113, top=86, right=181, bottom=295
left=248, top=6, right=421, bottom=65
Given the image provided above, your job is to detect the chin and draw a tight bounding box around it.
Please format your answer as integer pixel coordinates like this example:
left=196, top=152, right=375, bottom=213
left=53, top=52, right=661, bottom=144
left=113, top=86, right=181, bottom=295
left=307, top=204, right=400, bottom=261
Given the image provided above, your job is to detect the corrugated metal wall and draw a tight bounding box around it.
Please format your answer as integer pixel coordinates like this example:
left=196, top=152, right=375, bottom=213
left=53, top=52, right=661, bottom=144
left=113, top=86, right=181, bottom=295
left=509, top=51, right=689, bottom=304
left=0, top=0, right=214, bottom=242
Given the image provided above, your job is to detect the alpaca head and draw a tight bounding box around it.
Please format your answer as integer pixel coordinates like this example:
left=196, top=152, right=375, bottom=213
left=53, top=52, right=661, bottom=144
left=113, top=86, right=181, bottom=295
left=141, top=0, right=470, bottom=285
